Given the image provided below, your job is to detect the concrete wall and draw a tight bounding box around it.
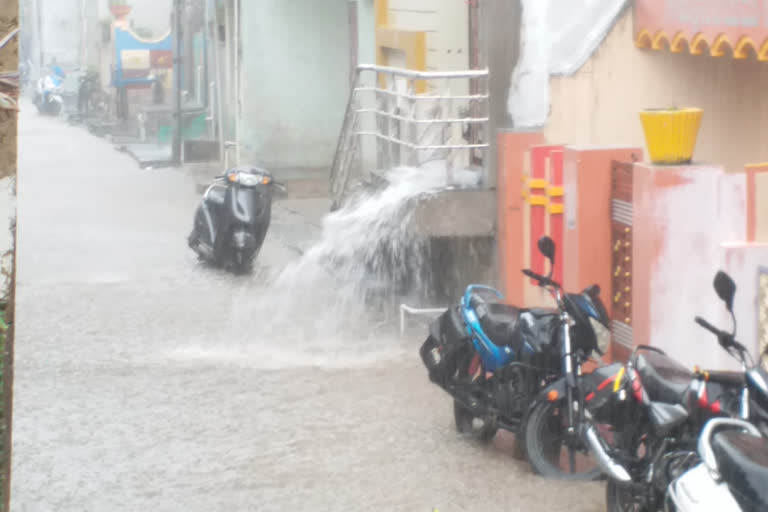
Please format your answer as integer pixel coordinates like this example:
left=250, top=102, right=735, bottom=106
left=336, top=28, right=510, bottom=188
left=355, top=0, right=375, bottom=68
left=482, top=0, right=521, bottom=183
left=544, top=9, right=768, bottom=174
left=239, top=0, right=351, bottom=170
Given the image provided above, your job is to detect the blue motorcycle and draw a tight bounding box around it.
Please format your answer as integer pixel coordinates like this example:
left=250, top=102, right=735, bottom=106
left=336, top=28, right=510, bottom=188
left=420, top=236, right=612, bottom=477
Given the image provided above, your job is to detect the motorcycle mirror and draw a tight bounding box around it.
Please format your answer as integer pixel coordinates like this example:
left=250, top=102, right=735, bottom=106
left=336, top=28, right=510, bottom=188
left=713, top=271, right=736, bottom=313
left=537, top=236, right=555, bottom=265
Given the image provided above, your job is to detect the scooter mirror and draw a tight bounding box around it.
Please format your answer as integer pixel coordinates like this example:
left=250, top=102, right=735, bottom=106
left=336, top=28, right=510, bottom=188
left=713, top=271, right=736, bottom=313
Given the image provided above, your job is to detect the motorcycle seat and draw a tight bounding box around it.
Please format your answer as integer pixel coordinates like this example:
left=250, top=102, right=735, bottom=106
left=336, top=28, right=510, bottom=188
left=712, top=430, right=768, bottom=511
left=473, top=301, right=522, bottom=349
left=635, top=351, right=692, bottom=405
left=205, top=185, right=226, bottom=205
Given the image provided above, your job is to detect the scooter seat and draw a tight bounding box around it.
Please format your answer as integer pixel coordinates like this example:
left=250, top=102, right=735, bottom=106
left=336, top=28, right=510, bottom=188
left=473, top=302, right=521, bottom=349
left=635, top=351, right=692, bottom=405
left=712, top=430, right=768, bottom=511
left=205, top=185, right=226, bottom=205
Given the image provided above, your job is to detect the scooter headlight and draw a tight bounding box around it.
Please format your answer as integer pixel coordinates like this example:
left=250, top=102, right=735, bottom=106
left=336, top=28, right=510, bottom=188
left=227, top=172, right=271, bottom=187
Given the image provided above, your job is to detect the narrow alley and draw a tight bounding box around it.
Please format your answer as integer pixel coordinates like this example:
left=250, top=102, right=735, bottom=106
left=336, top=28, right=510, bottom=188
left=9, top=109, right=603, bottom=511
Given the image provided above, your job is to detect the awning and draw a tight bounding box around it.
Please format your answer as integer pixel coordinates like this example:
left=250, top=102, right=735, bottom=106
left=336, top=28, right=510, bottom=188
left=634, top=0, right=768, bottom=60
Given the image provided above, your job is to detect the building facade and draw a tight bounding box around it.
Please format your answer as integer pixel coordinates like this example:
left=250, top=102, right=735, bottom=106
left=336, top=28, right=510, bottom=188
left=497, top=0, right=768, bottom=370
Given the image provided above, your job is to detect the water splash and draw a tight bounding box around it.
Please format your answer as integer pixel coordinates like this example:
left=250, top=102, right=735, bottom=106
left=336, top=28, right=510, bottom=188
left=167, top=164, right=453, bottom=368
left=260, top=165, right=446, bottom=338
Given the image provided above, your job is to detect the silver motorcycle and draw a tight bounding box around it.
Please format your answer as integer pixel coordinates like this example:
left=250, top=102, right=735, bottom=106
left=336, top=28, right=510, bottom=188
left=666, top=417, right=768, bottom=512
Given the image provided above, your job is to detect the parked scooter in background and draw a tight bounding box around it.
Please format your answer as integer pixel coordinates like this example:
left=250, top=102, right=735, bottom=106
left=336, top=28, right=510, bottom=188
left=188, top=166, right=285, bottom=274
left=34, top=65, right=65, bottom=116
left=666, top=417, right=768, bottom=512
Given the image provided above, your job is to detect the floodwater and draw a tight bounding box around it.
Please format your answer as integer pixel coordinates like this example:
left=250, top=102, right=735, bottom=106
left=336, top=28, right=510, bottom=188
left=10, top=109, right=604, bottom=511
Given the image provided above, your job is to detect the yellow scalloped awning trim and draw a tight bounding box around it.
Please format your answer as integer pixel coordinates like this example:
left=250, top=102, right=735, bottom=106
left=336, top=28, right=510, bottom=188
left=636, top=30, right=768, bottom=61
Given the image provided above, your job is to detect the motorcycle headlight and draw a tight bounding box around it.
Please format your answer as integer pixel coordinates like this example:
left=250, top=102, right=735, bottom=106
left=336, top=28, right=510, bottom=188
left=589, top=316, right=611, bottom=356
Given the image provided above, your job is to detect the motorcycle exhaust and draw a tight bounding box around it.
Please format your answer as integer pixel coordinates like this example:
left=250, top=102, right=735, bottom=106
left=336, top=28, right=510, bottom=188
left=584, top=424, right=632, bottom=483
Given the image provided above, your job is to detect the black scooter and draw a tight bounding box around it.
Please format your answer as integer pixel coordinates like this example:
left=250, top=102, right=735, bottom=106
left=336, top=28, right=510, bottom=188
left=188, top=166, right=284, bottom=274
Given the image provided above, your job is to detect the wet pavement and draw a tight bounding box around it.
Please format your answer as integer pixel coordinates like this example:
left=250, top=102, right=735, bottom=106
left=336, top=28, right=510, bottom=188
left=10, top=109, right=604, bottom=511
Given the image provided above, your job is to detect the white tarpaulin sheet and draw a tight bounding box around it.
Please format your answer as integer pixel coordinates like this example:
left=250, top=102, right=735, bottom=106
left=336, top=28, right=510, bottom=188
left=509, top=0, right=630, bottom=129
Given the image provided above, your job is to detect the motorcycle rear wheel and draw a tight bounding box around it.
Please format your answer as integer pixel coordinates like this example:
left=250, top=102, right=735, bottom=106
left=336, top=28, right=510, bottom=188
left=524, top=400, right=601, bottom=480
left=606, top=479, right=650, bottom=512
left=453, top=398, right=497, bottom=442
left=453, top=352, right=497, bottom=442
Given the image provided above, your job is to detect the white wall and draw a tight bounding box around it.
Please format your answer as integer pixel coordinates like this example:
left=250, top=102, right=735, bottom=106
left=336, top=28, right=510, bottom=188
left=238, top=0, right=351, bottom=169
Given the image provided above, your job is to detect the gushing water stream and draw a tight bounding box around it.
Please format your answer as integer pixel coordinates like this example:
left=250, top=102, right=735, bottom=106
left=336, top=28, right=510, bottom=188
left=169, top=165, right=450, bottom=368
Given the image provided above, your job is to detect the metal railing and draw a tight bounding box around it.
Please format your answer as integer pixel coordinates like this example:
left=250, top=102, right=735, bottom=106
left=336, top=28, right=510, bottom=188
left=330, top=64, right=490, bottom=208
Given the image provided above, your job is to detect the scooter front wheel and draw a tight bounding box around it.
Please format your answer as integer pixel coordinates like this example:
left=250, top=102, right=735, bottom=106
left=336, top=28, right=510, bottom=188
left=231, top=250, right=252, bottom=275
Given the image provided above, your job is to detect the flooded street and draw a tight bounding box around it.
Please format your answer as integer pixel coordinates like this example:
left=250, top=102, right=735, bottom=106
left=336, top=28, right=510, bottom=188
left=10, top=110, right=603, bottom=511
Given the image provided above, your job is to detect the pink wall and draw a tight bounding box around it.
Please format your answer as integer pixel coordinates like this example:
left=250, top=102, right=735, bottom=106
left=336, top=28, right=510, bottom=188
left=632, top=163, right=747, bottom=370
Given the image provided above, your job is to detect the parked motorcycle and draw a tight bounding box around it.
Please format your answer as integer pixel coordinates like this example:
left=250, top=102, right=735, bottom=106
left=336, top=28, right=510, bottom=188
left=551, top=270, right=768, bottom=509
left=33, top=72, right=64, bottom=116
left=77, top=72, right=108, bottom=120
left=419, top=236, right=611, bottom=478
left=666, top=417, right=768, bottom=512
left=188, top=166, right=284, bottom=274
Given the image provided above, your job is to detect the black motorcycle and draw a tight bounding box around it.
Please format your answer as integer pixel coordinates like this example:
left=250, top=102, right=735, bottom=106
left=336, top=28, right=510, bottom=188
left=420, top=236, right=612, bottom=479
left=559, top=271, right=768, bottom=510
left=188, top=166, right=284, bottom=274
left=77, top=72, right=107, bottom=120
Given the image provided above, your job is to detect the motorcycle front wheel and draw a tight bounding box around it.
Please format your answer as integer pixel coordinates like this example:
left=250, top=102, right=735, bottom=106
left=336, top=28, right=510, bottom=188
left=524, top=400, right=601, bottom=480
